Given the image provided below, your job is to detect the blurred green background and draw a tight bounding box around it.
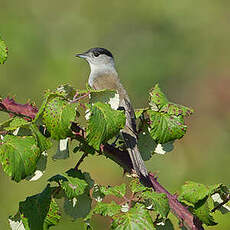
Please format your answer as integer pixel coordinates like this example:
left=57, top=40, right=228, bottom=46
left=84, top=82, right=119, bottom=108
left=0, top=0, right=230, bottom=229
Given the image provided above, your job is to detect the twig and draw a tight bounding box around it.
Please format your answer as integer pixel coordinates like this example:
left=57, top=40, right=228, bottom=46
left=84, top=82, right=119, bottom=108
left=74, top=152, right=88, bottom=170
left=211, top=194, right=230, bottom=213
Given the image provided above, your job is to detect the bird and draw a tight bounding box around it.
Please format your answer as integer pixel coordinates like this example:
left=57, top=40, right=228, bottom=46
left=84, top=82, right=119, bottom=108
left=76, top=47, right=148, bottom=178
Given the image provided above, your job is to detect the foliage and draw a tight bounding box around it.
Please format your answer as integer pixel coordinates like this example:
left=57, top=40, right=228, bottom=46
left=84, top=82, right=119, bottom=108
left=0, top=38, right=229, bottom=230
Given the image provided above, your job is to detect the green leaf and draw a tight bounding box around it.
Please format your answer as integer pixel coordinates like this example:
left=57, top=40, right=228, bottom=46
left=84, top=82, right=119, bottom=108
left=178, top=181, right=225, bottom=205
left=135, top=108, right=147, bottom=119
left=30, top=124, right=52, bottom=152
left=19, top=185, right=52, bottom=230
left=130, top=179, right=148, bottom=193
left=137, top=125, right=157, bottom=160
left=4, top=117, right=29, bottom=131
left=44, top=199, right=61, bottom=228
left=111, top=203, right=155, bottom=230
left=192, top=198, right=217, bottom=226
left=64, top=193, right=92, bottom=220
left=160, top=103, right=193, bottom=117
left=0, top=118, right=14, bottom=131
left=0, top=35, right=8, bottom=64
left=100, top=184, right=126, bottom=198
left=147, top=110, right=187, bottom=144
left=48, top=169, right=94, bottom=199
left=43, top=97, right=76, bottom=140
left=89, top=89, right=117, bottom=105
left=55, top=84, right=76, bottom=99
left=0, top=135, right=41, bottom=182
left=142, top=191, right=170, bottom=218
left=149, top=84, right=168, bottom=109
left=93, top=201, right=121, bottom=217
left=86, top=102, right=126, bottom=150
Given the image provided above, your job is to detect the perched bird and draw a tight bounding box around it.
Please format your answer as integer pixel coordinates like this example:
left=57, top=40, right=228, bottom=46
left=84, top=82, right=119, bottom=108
left=76, top=47, right=148, bottom=178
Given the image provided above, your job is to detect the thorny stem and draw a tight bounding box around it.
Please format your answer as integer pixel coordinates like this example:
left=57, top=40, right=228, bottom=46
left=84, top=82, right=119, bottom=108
left=0, top=97, right=205, bottom=230
left=0, top=103, right=32, bottom=120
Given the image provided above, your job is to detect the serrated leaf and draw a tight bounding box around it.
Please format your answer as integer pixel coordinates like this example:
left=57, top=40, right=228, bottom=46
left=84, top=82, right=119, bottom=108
left=4, top=117, right=29, bottom=131
left=160, top=103, right=193, bottom=117
left=147, top=110, right=187, bottom=143
left=149, top=84, right=168, bottom=109
left=0, top=135, right=41, bottom=182
left=130, top=179, right=148, bottom=193
left=0, top=36, right=8, bottom=64
left=44, top=199, right=61, bottom=228
left=111, top=203, right=155, bottom=230
left=178, top=181, right=224, bottom=205
left=192, top=198, right=217, bottom=226
left=26, top=151, right=47, bottom=181
left=48, top=169, right=93, bottom=199
left=56, top=84, right=76, bottom=99
left=89, top=89, right=118, bottom=109
left=19, top=185, right=52, bottom=230
left=142, top=191, right=169, bottom=218
left=30, top=124, right=52, bottom=152
left=86, top=102, right=126, bottom=150
left=0, top=117, right=14, bottom=131
left=100, top=184, right=126, bottom=198
left=43, top=97, right=76, bottom=140
left=135, top=108, right=147, bottom=119
left=93, top=201, right=121, bottom=217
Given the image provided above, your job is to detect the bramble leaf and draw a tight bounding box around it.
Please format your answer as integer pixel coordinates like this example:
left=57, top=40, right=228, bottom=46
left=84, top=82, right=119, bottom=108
left=0, top=135, right=41, bottom=182
left=100, top=184, right=126, bottom=198
left=86, top=102, right=126, bottom=150
left=142, top=191, right=169, bottom=218
left=0, top=35, right=8, bottom=64
left=43, top=97, right=76, bottom=140
left=147, top=110, right=187, bottom=144
left=92, top=201, right=121, bottom=217
left=130, top=179, right=148, bottom=193
left=111, top=203, right=155, bottom=230
left=145, top=84, right=193, bottom=144
left=44, top=199, right=61, bottom=228
left=160, top=103, right=193, bottom=117
left=48, top=169, right=94, bottom=199
left=178, top=181, right=226, bottom=205
left=30, top=124, right=52, bottom=153
left=149, top=84, right=168, bottom=109
left=4, top=117, right=29, bottom=131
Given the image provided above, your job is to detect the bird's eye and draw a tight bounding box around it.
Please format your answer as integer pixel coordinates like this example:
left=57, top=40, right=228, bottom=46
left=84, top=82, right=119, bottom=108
left=93, top=52, right=100, bottom=57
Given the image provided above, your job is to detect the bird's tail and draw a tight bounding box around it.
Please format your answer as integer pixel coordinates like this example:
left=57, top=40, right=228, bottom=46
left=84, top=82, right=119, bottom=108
left=121, top=131, right=148, bottom=177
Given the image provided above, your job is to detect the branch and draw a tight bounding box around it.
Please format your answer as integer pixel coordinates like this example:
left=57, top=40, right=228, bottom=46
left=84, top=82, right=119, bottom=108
left=0, top=97, right=204, bottom=230
left=0, top=97, right=38, bottom=120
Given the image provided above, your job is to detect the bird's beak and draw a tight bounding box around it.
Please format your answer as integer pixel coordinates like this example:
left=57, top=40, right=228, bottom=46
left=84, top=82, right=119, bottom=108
left=75, top=53, right=88, bottom=59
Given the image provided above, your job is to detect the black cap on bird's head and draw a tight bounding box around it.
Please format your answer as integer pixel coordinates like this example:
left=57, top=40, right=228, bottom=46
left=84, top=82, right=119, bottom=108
left=75, top=47, right=113, bottom=58
left=76, top=47, right=114, bottom=65
left=87, top=47, right=113, bottom=58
